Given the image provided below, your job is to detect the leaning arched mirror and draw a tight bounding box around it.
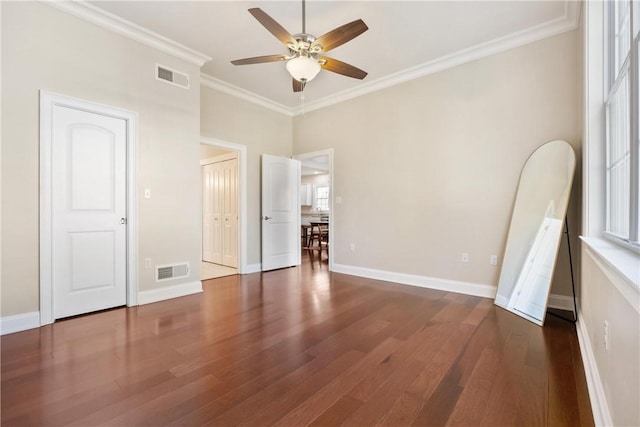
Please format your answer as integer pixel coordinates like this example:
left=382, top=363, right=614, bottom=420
left=495, top=140, right=576, bottom=325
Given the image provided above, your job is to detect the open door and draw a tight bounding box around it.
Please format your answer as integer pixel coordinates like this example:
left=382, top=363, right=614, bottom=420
left=261, top=154, right=300, bottom=271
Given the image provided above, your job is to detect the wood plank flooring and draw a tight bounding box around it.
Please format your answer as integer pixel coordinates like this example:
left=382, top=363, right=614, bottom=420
left=1, top=255, right=593, bottom=426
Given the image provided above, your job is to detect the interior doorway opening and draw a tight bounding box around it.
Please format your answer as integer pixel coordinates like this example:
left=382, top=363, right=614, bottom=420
left=294, top=149, right=334, bottom=271
left=199, top=138, right=247, bottom=280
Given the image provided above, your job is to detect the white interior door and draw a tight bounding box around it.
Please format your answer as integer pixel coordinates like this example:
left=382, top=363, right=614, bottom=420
left=202, top=163, right=215, bottom=262
left=51, top=105, right=127, bottom=319
left=202, top=158, right=237, bottom=267
left=261, top=154, right=300, bottom=271
left=222, top=159, right=238, bottom=267
left=202, top=162, right=223, bottom=264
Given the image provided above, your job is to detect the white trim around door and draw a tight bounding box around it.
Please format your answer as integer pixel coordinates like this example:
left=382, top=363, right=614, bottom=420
left=39, top=91, right=138, bottom=326
left=200, top=136, right=248, bottom=274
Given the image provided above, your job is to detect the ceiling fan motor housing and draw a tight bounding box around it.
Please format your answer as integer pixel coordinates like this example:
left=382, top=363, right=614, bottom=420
left=289, top=33, right=323, bottom=58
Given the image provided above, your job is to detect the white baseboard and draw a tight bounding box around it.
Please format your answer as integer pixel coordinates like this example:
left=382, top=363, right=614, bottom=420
left=332, top=263, right=496, bottom=299
left=548, top=293, right=576, bottom=314
left=138, top=281, right=203, bottom=305
left=242, top=263, right=262, bottom=274
left=576, top=311, right=613, bottom=426
left=0, top=311, right=40, bottom=335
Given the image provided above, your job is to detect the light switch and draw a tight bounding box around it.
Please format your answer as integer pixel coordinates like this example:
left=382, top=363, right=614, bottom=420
left=144, top=188, right=151, bottom=199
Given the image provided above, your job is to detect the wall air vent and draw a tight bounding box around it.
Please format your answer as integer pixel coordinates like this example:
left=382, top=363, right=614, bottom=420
left=156, top=262, right=190, bottom=282
left=156, top=64, right=190, bottom=89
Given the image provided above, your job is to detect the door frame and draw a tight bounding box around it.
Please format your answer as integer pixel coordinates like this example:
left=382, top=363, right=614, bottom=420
left=293, top=148, right=334, bottom=271
left=200, top=136, right=248, bottom=274
left=39, top=91, right=138, bottom=325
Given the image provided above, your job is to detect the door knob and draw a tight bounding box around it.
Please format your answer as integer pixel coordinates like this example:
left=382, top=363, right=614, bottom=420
left=263, top=216, right=272, bottom=220
left=120, top=218, right=127, bottom=225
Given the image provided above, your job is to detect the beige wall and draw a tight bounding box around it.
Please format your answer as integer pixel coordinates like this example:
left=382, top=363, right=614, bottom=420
left=200, top=87, right=292, bottom=266
left=580, top=249, right=639, bottom=426
left=1, top=2, right=202, bottom=316
left=0, top=3, right=582, bottom=317
left=293, top=30, right=582, bottom=294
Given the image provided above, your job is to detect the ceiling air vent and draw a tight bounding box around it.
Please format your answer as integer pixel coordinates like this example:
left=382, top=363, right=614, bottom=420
left=156, top=64, right=190, bottom=89
left=156, top=262, right=190, bottom=282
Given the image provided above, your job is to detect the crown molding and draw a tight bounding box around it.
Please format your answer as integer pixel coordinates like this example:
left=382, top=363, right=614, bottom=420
left=43, top=1, right=211, bottom=67
left=292, top=0, right=581, bottom=115
left=200, top=73, right=293, bottom=117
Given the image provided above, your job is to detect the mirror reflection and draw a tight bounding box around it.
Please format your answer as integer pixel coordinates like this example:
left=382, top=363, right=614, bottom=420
left=495, top=140, right=576, bottom=325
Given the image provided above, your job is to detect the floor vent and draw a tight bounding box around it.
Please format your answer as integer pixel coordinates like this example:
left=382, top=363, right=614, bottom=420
left=156, top=262, right=190, bottom=282
left=156, top=64, right=190, bottom=89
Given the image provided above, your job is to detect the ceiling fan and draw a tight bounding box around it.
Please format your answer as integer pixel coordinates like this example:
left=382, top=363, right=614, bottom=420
left=231, top=0, right=368, bottom=92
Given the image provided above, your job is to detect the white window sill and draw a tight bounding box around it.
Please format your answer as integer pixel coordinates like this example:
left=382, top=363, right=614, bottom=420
left=580, top=236, right=640, bottom=294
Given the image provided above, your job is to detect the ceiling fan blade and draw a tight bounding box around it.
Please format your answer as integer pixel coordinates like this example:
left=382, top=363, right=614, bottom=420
left=231, top=54, right=288, bottom=65
left=312, top=19, right=368, bottom=53
left=320, top=57, right=368, bottom=80
left=293, top=78, right=305, bottom=92
left=248, top=8, right=296, bottom=47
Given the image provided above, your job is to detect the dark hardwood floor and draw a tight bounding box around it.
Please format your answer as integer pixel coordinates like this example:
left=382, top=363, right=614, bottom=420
left=1, top=254, right=593, bottom=426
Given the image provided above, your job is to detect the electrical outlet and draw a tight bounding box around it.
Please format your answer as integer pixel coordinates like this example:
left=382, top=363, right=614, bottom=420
left=144, top=258, right=152, bottom=269
left=490, top=255, right=498, bottom=266
left=461, top=253, right=469, bottom=263
left=350, top=243, right=356, bottom=251
left=604, top=320, right=609, bottom=351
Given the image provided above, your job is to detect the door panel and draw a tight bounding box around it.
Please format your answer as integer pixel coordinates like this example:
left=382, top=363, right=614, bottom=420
left=222, top=159, right=238, bottom=267
left=202, top=163, right=223, bottom=264
left=52, top=106, right=127, bottom=319
left=211, top=164, right=223, bottom=263
left=261, top=154, right=300, bottom=271
left=70, top=126, right=115, bottom=210
left=202, top=164, right=215, bottom=262
left=69, top=231, right=115, bottom=291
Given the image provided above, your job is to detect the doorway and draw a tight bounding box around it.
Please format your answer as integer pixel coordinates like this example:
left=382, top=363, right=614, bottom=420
left=199, top=137, right=248, bottom=279
left=39, top=91, right=138, bottom=325
left=293, top=149, right=334, bottom=270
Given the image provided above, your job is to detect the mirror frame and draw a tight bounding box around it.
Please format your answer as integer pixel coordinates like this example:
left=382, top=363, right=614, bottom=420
left=494, top=140, right=576, bottom=326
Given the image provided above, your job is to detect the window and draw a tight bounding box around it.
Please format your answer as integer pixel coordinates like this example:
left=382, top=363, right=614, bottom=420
left=605, top=0, right=639, bottom=248
left=315, top=185, right=329, bottom=211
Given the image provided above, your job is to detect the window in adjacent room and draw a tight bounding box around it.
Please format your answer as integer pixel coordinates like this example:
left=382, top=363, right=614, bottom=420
left=315, top=185, right=329, bottom=211
left=605, top=0, right=639, bottom=249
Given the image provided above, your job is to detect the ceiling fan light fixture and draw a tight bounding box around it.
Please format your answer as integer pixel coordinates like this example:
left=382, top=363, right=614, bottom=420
left=286, top=55, right=321, bottom=82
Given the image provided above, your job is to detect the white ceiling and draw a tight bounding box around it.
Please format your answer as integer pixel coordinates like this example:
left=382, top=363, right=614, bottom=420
left=87, top=1, right=578, bottom=113
left=301, top=154, right=330, bottom=175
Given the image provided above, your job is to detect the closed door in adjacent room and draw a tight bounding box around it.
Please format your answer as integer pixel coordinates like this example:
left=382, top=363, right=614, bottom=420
left=51, top=104, right=128, bottom=319
left=202, top=157, right=238, bottom=268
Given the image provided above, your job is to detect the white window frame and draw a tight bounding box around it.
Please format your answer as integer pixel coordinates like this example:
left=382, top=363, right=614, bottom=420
left=604, top=0, right=640, bottom=252
left=314, top=184, right=330, bottom=212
